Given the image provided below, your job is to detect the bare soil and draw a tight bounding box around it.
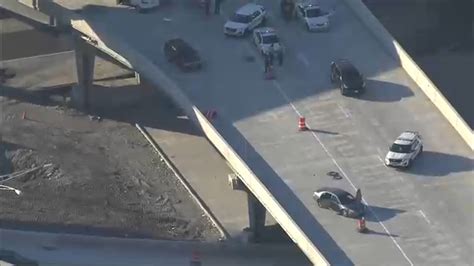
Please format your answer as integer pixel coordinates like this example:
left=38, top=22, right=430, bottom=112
left=0, top=81, right=220, bottom=242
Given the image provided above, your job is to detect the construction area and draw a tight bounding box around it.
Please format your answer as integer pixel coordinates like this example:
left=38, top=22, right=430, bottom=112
left=0, top=11, right=220, bottom=242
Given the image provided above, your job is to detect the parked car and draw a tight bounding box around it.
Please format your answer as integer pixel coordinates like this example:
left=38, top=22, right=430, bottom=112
left=163, top=38, right=202, bottom=71
left=313, top=187, right=365, bottom=217
left=252, top=27, right=283, bottom=55
left=330, top=59, right=365, bottom=96
left=385, top=131, right=423, bottom=168
left=224, top=3, right=266, bottom=37
left=295, top=0, right=330, bottom=31
left=117, top=0, right=161, bottom=13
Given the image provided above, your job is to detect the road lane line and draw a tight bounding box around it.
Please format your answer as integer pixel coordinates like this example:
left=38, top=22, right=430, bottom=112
left=337, top=103, right=351, bottom=118
left=418, top=210, right=431, bottom=225
left=296, top=53, right=310, bottom=67
left=272, top=80, right=414, bottom=266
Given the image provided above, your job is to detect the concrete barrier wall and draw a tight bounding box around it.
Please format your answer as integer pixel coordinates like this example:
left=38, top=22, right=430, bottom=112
left=343, top=0, right=474, bottom=150
left=70, top=19, right=329, bottom=266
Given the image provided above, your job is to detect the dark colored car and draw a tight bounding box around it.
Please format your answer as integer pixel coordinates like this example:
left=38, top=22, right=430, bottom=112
left=313, top=187, right=366, bottom=217
left=163, top=38, right=202, bottom=71
left=330, top=59, right=365, bottom=96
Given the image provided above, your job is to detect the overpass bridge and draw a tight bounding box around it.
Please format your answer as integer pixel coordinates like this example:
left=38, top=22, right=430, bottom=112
left=2, top=0, right=473, bottom=265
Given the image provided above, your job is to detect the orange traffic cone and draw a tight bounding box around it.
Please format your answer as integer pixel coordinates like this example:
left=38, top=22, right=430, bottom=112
left=298, top=117, right=307, bottom=131
left=357, top=216, right=368, bottom=233
left=190, top=250, right=202, bottom=266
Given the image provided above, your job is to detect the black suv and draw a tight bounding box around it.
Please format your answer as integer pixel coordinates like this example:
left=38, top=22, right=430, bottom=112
left=330, top=59, right=365, bottom=96
left=163, top=38, right=202, bottom=71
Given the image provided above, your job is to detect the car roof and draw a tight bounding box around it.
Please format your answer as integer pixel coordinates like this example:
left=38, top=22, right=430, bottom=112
left=254, top=27, right=277, bottom=36
left=236, top=3, right=263, bottom=15
left=298, top=0, right=321, bottom=9
left=316, top=187, right=351, bottom=198
left=394, top=131, right=418, bottom=144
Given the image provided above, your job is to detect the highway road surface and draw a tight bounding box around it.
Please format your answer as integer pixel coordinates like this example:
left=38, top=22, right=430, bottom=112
left=70, top=0, right=473, bottom=265
left=0, top=229, right=310, bottom=266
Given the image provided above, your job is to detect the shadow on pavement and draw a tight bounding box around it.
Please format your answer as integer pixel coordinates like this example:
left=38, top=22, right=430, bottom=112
left=365, top=229, right=399, bottom=238
left=408, top=151, right=473, bottom=177
left=0, top=219, right=156, bottom=239
left=0, top=141, right=28, bottom=176
left=360, top=79, right=414, bottom=102
left=0, top=82, right=200, bottom=136
left=365, top=205, right=405, bottom=223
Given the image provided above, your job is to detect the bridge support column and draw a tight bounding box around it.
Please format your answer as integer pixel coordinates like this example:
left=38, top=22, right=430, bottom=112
left=246, top=191, right=266, bottom=242
left=72, top=36, right=95, bottom=110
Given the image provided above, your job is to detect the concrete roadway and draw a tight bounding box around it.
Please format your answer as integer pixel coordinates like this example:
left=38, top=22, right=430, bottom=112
left=78, top=1, right=473, bottom=265
left=1, top=229, right=308, bottom=266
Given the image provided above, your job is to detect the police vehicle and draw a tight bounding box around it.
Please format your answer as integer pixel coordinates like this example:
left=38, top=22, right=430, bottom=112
left=252, top=27, right=283, bottom=55
left=295, top=0, right=331, bottom=31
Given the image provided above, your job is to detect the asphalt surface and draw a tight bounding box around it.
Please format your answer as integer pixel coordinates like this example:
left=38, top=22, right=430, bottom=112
left=1, top=229, right=310, bottom=266
left=69, top=1, right=473, bottom=265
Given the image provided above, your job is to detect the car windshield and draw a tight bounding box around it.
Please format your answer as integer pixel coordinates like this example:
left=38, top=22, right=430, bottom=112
left=230, top=14, right=252, bottom=24
left=262, top=35, right=279, bottom=44
left=305, top=8, right=324, bottom=17
left=339, top=193, right=356, bottom=205
left=390, top=143, right=412, bottom=153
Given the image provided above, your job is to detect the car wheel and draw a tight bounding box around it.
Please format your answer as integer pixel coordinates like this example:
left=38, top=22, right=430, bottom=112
left=317, top=200, right=323, bottom=208
left=420, top=145, right=423, bottom=154
left=340, top=87, right=346, bottom=96
left=330, top=72, right=335, bottom=83
left=261, top=17, right=266, bottom=26
left=341, top=209, right=349, bottom=217
left=306, top=23, right=311, bottom=32
left=406, top=159, right=413, bottom=168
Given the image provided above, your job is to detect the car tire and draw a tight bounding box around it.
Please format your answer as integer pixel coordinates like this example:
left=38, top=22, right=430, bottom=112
left=330, top=72, right=335, bottom=83
left=261, top=17, right=266, bottom=26
left=406, top=159, right=413, bottom=168
left=340, top=87, right=346, bottom=96
left=317, top=200, right=323, bottom=208
left=420, top=145, right=423, bottom=154
left=306, top=23, right=311, bottom=32
left=341, top=209, right=349, bottom=217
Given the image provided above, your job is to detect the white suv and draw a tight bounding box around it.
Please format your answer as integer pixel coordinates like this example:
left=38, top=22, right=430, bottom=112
left=385, top=131, right=423, bottom=168
left=295, top=0, right=331, bottom=32
left=252, top=27, right=283, bottom=55
left=224, top=3, right=266, bottom=37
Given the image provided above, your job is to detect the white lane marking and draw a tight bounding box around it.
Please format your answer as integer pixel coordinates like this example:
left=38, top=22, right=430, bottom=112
left=296, top=53, right=310, bottom=67
left=337, top=103, right=351, bottom=118
left=377, top=155, right=385, bottom=164
left=272, top=80, right=414, bottom=266
left=418, top=210, right=431, bottom=225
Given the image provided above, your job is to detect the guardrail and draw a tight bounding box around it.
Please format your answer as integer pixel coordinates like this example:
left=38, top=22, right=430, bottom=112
left=342, top=0, right=474, bottom=150
left=69, top=18, right=329, bottom=266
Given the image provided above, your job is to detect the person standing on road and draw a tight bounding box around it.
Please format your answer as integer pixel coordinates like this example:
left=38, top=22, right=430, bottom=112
left=214, top=0, right=222, bottom=14
left=264, top=52, right=271, bottom=73
left=276, top=48, right=283, bottom=66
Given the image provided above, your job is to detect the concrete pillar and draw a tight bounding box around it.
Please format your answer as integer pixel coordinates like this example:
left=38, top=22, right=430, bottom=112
left=73, top=36, right=95, bottom=110
left=247, top=191, right=266, bottom=242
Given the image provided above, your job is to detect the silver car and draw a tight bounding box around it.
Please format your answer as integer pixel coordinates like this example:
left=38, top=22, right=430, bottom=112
left=313, top=187, right=365, bottom=217
left=385, top=131, right=423, bottom=168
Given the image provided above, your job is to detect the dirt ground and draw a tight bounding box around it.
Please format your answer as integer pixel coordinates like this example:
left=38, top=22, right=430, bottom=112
left=0, top=56, right=219, bottom=242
